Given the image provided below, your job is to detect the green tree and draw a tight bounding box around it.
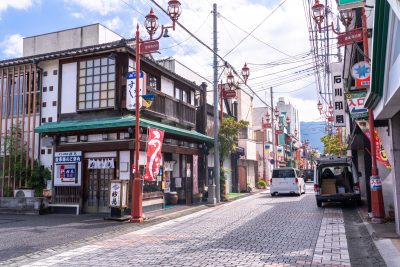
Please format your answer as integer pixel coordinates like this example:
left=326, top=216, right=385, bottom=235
left=218, top=117, right=249, bottom=200
left=320, top=134, right=346, bottom=156
left=2, top=126, right=50, bottom=197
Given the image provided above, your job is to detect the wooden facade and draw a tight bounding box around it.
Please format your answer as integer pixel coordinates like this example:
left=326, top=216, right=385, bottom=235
left=0, top=64, right=40, bottom=196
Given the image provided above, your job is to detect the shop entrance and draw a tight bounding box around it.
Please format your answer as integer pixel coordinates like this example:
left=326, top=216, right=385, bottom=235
left=83, top=160, right=115, bottom=213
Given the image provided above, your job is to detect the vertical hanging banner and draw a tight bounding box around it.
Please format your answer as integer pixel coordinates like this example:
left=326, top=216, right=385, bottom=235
left=126, top=71, right=144, bottom=110
left=331, top=62, right=346, bottom=127
left=192, top=155, right=199, bottom=194
left=355, top=120, right=392, bottom=170
left=144, top=128, right=165, bottom=181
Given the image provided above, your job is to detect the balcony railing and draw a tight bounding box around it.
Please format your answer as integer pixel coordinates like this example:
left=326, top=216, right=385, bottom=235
left=146, top=88, right=196, bottom=127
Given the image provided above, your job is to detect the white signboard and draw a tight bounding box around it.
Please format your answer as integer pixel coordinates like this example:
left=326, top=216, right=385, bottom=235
left=331, top=62, right=346, bottom=127
left=126, top=71, right=144, bottom=110
left=109, top=180, right=128, bottom=208
left=54, top=151, right=82, bottom=186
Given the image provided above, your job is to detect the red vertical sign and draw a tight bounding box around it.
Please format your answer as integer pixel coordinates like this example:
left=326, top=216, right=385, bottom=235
left=60, top=165, right=65, bottom=181
left=144, top=128, right=165, bottom=181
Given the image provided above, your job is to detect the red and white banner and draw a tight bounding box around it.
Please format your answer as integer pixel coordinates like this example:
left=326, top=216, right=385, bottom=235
left=144, top=128, right=165, bottom=181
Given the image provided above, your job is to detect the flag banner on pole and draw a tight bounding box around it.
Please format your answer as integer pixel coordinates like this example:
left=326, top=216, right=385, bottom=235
left=142, top=94, right=155, bottom=108
left=144, top=128, right=165, bottom=181
left=355, top=120, right=391, bottom=170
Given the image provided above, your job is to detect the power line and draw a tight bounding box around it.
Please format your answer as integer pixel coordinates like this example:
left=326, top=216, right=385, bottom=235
left=223, top=0, right=290, bottom=58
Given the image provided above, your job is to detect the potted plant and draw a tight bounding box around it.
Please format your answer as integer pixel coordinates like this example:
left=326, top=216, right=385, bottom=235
left=257, top=180, right=267, bottom=189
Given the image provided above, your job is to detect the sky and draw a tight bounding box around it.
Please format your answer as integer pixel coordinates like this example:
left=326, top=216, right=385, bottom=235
left=0, top=0, right=329, bottom=122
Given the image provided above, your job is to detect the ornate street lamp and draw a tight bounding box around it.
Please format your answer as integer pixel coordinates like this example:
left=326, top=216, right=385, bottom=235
left=317, top=100, right=323, bottom=114
left=274, top=107, right=280, bottom=119
left=285, top=116, right=291, bottom=126
left=226, top=70, right=235, bottom=89
left=241, top=63, right=250, bottom=84
left=328, top=102, right=333, bottom=113
left=339, top=9, right=353, bottom=27
left=311, top=0, right=325, bottom=32
left=265, top=112, right=270, bottom=123
left=131, top=1, right=181, bottom=223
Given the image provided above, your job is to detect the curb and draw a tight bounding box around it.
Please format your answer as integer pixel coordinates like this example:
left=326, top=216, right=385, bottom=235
left=357, top=209, right=400, bottom=267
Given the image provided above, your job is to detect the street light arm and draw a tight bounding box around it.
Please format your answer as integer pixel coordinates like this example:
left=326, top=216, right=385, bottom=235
left=142, top=25, right=174, bottom=43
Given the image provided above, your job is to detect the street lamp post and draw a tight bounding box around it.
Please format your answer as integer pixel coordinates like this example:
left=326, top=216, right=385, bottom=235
left=131, top=1, right=181, bottom=223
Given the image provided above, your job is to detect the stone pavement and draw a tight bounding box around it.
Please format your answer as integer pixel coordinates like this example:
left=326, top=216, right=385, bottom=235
left=0, top=192, right=388, bottom=266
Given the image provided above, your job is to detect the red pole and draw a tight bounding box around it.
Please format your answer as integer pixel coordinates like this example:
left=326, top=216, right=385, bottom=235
left=362, top=7, right=384, bottom=220
left=131, top=24, right=143, bottom=223
left=262, top=117, right=266, bottom=183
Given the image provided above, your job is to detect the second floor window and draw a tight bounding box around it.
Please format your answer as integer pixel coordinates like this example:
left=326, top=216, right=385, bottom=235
left=78, top=57, right=115, bottom=110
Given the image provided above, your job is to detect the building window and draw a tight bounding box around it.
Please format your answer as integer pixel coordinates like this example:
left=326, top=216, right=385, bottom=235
left=41, top=149, right=45, bottom=155
left=52, top=101, right=57, bottom=106
left=42, top=102, right=46, bottom=108
left=148, top=74, right=158, bottom=90
left=49, top=86, right=54, bottom=91
left=48, top=117, right=53, bottom=122
left=53, top=70, right=58, bottom=75
left=239, top=127, right=248, bottom=139
left=43, top=87, right=47, bottom=92
left=43, top=71, right=48, bottom=77
left=41, top=118, right=46, bottom=123
left=78, top=57, right=116, bottom=110
left=47, top=148, right=52, bottom=154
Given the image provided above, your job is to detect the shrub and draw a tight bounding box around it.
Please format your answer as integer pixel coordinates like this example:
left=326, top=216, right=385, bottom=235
left=258, top=180, right=267, bottom=189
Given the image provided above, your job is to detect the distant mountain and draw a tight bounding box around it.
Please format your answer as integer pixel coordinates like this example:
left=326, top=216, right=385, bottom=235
left=300, top=121, right=325, bottom=153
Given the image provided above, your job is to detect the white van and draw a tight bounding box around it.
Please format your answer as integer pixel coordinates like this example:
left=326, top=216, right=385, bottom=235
left=270, top=167, right=306, bottom=196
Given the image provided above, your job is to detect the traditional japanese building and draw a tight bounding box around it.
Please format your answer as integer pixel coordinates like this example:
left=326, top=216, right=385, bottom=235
left=0, top=24, right=212, bottom=214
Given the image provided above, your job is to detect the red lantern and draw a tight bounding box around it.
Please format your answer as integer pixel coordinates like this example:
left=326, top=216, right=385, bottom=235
left=339, top=9, right=353, bottom=27
left=145, top=8, right=159, bottom=38
left=274, top=107, right=279, bottom=119
left=226, top=70, right=235, bottom=89
left=317, top=100, right=323, bottom=114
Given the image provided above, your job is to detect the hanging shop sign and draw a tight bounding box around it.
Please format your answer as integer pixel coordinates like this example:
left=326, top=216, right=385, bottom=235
left=337, top=0, right=365, bottom=10
left=140, top=40, right=160, bottom=54
left=355, top=120, right=392, bottom=170
left=192, top=155, right=199, bottom=194
left=337, top=28, right=363, bottom=47
left=345, top=91, right=368, bottom=119
left=222, top=89, right=237, bottom=99
left=331, top=62, right=346, bottom=127
left=351, top=61, right=371, bottom=87
left=144, top=128, right=165, bottom=181
left=265, top=144, right=272, bottom=153
left=126, top=71, right=144, bottom=110
left=109, top=180, right=128, bottom=208
left=88, top=158, right=115, bottom=169
left=54, top=151, right=82, bottom=186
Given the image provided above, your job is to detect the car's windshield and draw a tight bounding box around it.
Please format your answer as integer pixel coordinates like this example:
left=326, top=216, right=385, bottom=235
left=272, top=169, right=295, bottom=178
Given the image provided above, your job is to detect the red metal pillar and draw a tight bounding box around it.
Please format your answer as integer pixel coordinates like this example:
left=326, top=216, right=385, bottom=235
left=262, top=117, right=266, bottom=183
left=131, top=24, right=143, bottom=223
left=362, top=7, right=385, bottom=220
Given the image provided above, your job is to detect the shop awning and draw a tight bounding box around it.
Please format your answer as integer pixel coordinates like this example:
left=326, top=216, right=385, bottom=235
left=34, top=115, right=213, bottom=143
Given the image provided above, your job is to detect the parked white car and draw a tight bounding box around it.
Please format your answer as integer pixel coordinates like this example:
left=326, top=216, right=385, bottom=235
left=270, top=167, right=306, bottom=196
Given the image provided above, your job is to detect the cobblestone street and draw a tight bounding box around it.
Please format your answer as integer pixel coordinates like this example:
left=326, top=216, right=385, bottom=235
left=0, top=191, right=387, bottom=266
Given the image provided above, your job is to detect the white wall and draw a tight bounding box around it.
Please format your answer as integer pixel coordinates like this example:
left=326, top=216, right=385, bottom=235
left=161, top=76, right=174, bottom=97
left=61, top=62, right=77, bottom=114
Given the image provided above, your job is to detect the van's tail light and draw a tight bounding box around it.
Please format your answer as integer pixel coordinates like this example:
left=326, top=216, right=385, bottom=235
left=295, top=178, right=299, bottom=184
left=314, top=184, right=319, bottom=192
left=270, top=178, right=272, bottom=185
left=354, top=182, right=360, bottom=193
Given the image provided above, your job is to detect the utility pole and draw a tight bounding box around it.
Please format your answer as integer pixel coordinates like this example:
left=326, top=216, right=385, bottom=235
left=270, top=87, right=276, bottom=169
left=208, top=3, right=219, bottom=204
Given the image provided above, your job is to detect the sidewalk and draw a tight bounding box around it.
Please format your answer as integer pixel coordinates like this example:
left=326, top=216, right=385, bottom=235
left=358, top=206, right=400, bottom=267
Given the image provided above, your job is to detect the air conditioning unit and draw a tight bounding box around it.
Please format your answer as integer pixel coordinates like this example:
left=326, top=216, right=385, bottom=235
left=14, top=189, right=35, bottom=198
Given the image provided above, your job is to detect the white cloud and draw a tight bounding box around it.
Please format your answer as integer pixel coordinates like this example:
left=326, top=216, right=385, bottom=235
left=104, top=17, right=122, bottom=31
left=64, top=0, right=122, bottom=16
left=0, top=0, right=38, bottom=12
left=71, top=12, right=84, bottom=19
left=0, top=34, right=23, bottom=58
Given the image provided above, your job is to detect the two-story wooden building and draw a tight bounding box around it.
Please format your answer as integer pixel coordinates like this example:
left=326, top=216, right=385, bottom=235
left=0, top=24, right=212, bottom=214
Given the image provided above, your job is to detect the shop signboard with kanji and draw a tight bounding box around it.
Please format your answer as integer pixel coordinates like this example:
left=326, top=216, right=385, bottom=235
left=337, top=28, right=363, bottom=47
left=345, top=91, right=368, bottom=119
left=331, top=62, right=346, bottom=127
left=109, top=180, right=128, bottom=208
left=54, top=151, right=82, bottom=186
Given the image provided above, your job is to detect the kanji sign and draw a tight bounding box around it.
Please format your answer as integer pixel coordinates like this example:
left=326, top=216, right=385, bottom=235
left=140, top=40, right=159, bottom=54
left=345, top=91, right=368, bottom=119
left=144, top=128, right=165, bottom=181
left=337, top=28, right=363, bottom=46
left=126, top=71, right=144, bottom=110
left=331, top=62, right=346, bottom=127
left=222, top=89, right=237, bottom=99
left=54, top=151, right=82, bottom=186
